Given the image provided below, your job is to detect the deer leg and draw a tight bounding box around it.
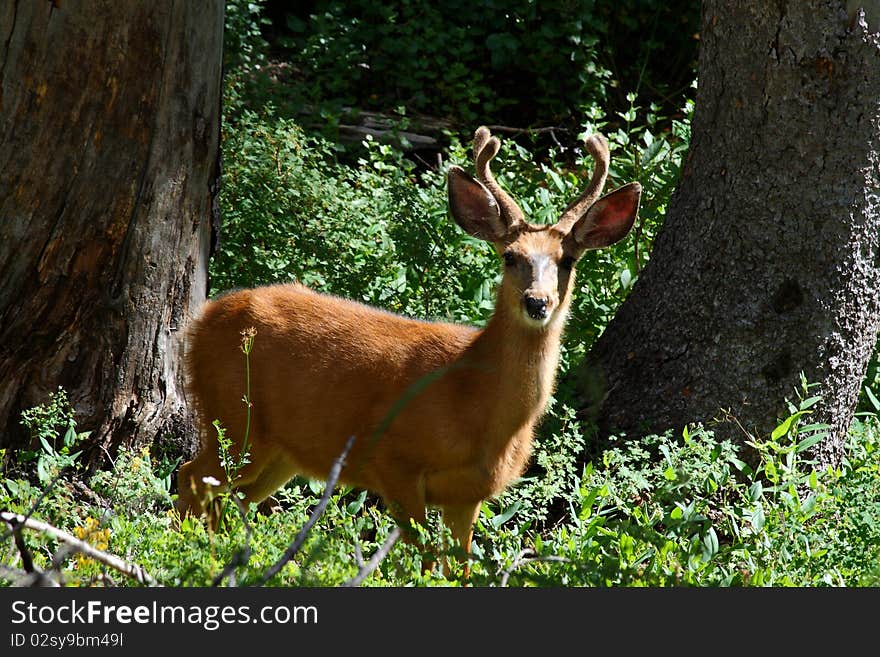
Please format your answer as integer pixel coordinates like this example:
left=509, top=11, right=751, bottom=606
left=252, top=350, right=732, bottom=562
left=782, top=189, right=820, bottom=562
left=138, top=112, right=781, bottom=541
left=234, top=454, right=296, bottom=513
left=440, top=501, right=482, bottom=579
left=380, top=475, right=434, bottom=573
left=176, top=450, right=225, bottom=528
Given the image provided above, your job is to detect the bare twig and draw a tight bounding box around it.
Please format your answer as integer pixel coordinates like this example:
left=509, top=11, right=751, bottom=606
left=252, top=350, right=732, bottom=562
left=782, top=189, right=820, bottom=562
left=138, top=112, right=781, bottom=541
left=499, top=548, right=570, bottom=587
left=11, top=521, right=36, bottom=573
left=258, top=436, right=356, bottom=585
left=0, top=512, right=158, bottom=586
left=212, top=494, right=253, bottom=587
left=341, top=527, right=401, bottom=587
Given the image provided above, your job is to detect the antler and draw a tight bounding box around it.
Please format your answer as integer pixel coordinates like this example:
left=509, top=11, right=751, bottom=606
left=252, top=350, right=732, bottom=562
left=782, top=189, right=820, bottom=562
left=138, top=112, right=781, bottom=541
left=473, top=126, right=526, bottom=230
left=555, top=133, right=610, bottom=234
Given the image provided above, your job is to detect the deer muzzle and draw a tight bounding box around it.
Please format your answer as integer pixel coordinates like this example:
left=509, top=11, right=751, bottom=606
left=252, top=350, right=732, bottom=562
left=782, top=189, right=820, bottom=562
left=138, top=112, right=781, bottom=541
left=523, top=295, right=548, bottom=320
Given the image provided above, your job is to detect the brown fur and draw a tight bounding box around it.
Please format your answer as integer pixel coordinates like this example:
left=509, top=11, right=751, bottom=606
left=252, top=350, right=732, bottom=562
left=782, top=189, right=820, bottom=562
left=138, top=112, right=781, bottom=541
left=177, top=127, right=641, bottom=576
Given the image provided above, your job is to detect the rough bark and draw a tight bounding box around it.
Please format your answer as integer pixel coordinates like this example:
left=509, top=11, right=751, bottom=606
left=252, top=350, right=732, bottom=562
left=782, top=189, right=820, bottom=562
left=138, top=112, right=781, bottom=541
left=578, top=2, right=880, bottom=468
left=0, top=1, right=222, bottom=464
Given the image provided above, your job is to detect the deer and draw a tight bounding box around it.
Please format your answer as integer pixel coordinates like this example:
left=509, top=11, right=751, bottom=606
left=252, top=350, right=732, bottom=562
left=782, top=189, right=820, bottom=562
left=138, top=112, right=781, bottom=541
left=176, top=126, right=641, bottom=577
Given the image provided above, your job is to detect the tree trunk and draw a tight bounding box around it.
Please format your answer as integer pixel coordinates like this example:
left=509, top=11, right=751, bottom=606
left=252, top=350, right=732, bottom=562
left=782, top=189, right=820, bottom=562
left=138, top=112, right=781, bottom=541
left=0, top=1, right=223, bottom=464
left=578, top=1, right=880, bottom=468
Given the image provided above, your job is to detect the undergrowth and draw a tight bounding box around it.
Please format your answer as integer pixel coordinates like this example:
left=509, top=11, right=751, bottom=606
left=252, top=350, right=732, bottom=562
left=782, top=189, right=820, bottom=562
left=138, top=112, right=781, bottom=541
left=3, top=379, right=879, bottom=587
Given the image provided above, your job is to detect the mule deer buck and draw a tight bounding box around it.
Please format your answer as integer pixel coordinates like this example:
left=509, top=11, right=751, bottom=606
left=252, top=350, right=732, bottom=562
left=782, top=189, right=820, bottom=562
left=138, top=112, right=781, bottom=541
left=177, top=126, right=641, bottom=576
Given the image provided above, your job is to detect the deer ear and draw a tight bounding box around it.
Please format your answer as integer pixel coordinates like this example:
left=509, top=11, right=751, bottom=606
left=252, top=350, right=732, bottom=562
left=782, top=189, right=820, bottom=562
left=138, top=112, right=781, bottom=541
left=567, top=182, right=641, bottom=252
left=448, top=165, right=506, bottom=242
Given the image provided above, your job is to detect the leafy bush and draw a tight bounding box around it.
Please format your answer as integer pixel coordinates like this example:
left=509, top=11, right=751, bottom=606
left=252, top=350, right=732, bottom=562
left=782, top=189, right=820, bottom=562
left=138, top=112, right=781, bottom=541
left=214, top=109, right=500, bottom=324
left=271, top=0, right=612, bottom=127
left=233, top=0, right=699, bottom=134
left=90, top=447, right=172, bottom=515
left=470, top=399, right=880, bottom=587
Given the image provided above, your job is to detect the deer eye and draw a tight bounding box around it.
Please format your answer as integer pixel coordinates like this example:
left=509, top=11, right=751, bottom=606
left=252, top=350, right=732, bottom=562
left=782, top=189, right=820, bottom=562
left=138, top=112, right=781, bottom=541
left=559, top=255, right=576, bottom=270
left=503, top=251, right=516, bottom=267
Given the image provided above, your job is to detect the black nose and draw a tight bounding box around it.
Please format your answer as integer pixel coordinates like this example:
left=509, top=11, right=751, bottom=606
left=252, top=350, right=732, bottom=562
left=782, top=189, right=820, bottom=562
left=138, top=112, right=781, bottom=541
left=524, top=296, right=547, bottom=319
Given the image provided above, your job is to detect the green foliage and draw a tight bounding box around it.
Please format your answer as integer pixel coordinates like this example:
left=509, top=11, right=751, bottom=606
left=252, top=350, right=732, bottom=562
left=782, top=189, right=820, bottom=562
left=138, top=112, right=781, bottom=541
left=90, top=447, right=172, bottom=515
left=223, top=0, right=270, bottom=72
left=6, top=390, right=880, bottom=587
left=17, top=387, right=89, bottom=487
left=269, top=0, right=611, bottom=127
left=19, top=387, right=76, bottom=450
left=237, top=1, right=699, bottom=134
left=214, top=109, right=500, bottom=324
left=472, top=405, right=880, bottom=587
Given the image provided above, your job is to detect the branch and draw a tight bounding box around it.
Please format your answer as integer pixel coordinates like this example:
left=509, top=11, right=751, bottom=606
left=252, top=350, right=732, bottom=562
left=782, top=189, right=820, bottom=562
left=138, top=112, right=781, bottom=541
left=484, top=124, right=568, bottom=136
left=257, top=436, right=356, bottom=585
left=11, top=520, right=36, bottom=574
left=499, top=548, right=570, bottom=587
left=337, top=125, right=439, bottom=150
left=0, top=512, right=158, bottom=587
left=341, top=526, right=401, bottom=587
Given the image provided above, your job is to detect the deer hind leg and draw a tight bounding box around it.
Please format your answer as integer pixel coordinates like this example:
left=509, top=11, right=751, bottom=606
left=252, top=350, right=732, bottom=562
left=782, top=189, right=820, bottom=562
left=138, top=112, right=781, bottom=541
left=440, top=501, right=482, bottom=579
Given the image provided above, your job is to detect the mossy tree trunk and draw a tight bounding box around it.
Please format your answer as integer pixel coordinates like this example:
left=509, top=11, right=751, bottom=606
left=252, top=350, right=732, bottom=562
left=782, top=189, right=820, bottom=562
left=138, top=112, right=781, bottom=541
left=0, top=1, right=223, bottom=464
left=578, top=2, right=880, bottom=468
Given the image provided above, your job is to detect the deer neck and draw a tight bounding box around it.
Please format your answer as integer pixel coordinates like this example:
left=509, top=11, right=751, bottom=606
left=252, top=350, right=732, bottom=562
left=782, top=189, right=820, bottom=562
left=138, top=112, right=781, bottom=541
left=466, top=292, right=570, bottom=434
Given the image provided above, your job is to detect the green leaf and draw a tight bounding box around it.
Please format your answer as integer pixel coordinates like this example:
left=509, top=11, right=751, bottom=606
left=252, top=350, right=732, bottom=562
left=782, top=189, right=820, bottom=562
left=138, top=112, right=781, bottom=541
left=38, top=436, right=55, bottom=456
left=490, top=500, right=521, bottom=528
left=772, top=411, right=805, bottom=440
left=579, top=486, right=601, bottom=520
left=347, top=489, right=367, bottom=514
left=751, top=503, right=765, bottom=532
left=63, top=421, right=77, bottom=448
left=795, top=433, right=824, bottom=453
left=37, top=457, right=50, bottom=485
left=545, top=168, right=566, bottom=194
left=701, top=528, right=719, bottom=561
left=865, top=386, right=880, bottom=411
left=799, top=395, right=822, bottom=410
left=796, top=423, right=830, bottom=434
left=641, top=138, right=665, bottom=165
left=801, top=493, right=817, bottom=514
left=748, top=481, right=763, bottom=503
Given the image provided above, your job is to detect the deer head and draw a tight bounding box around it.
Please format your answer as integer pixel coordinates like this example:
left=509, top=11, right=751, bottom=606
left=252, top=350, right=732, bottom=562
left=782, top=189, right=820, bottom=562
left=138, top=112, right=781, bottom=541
left=448, top=126, right=642, bottom=328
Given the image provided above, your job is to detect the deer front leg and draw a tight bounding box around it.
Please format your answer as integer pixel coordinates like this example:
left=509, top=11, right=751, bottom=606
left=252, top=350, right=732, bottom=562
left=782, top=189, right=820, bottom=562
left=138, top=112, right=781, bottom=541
left=380, top=474, right=435, bottom=573
left=440, top=501, right=482, bottom=579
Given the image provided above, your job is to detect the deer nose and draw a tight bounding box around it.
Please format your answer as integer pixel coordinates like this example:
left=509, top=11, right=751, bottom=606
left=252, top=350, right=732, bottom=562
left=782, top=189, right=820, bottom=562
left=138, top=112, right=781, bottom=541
left=523, top=296, right=548, bottom=320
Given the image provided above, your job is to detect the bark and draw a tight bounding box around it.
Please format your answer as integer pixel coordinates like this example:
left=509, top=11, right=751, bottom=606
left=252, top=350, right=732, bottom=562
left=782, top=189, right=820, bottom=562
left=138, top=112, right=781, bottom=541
left=578, top=1, right=880, bottom=468
left=0, top=1, right=222, bottom=464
